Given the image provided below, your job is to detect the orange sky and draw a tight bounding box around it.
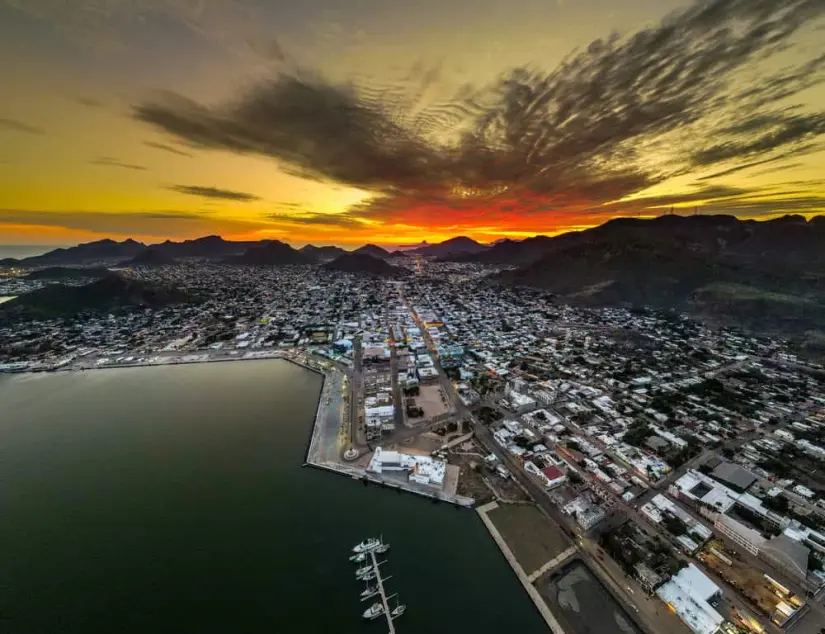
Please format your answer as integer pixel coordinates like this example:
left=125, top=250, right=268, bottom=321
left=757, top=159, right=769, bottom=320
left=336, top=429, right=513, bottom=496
left=1, top=0, right=824, bottom=247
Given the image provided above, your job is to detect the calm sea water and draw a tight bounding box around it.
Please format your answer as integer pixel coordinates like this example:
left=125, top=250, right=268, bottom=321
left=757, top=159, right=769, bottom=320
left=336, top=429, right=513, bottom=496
left=0, top=360, right=547, bottom=634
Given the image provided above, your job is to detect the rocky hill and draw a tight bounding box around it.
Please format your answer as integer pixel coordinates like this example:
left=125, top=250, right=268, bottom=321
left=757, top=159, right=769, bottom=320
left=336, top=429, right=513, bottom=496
left=323, top=252, right=407, bottom=277
left=226, top=241, right=313, bottom=265
left=0, top=274, right=195, bottom=322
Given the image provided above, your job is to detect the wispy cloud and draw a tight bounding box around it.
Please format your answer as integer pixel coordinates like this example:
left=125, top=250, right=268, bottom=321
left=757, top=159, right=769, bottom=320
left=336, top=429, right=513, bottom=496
left=90, top=156, right=147, bottom=171
left=0, top=117, right=44, bottom=135
left=144, top=141, right=193, bottom=157
left=269, top=212, right=366, bottom=228
left=168, top=184, right=260, bottom=201
left=2, top=0, right=279, bottom=59
left=75, top=97, right=103, bottom=108
left=134, top=0, right=825, bottom=230
left=0, top=208, right=265, bottom=238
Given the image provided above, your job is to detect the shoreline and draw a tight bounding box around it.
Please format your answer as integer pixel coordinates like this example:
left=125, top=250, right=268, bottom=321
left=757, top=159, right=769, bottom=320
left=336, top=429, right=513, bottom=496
left=4, top=348, right=333, bottom=375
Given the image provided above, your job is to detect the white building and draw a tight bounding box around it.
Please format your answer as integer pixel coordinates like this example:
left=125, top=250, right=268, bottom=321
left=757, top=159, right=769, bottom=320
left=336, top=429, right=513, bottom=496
left=509, top=391, right=537, bottom=414
left=656, top=564, right=724, bottom=634
left=366, top=447, right=446, bottom=488
left=713, top=514, right=765, bottom=556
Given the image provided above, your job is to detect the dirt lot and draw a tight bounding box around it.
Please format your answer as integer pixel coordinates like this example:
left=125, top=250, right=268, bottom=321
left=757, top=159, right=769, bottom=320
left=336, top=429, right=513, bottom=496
left=415, top=384, right=452, bottom=420
left=487, top=503, right=571, bottom=575
left=698, top=548, right=787, bottom=617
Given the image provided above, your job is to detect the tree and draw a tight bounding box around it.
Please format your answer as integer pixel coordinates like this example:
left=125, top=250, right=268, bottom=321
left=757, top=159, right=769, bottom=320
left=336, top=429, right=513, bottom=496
left=664, top=515, right=687, bottom=536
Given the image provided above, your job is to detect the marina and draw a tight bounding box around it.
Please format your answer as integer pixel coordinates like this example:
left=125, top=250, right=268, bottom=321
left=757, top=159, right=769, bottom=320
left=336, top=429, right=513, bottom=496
left=352, top=537, right=404, bottom=633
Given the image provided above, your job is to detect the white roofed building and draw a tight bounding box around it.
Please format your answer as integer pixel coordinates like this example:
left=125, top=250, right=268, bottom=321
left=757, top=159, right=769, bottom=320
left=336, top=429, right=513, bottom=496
left=656, top=564, right=725, bottom=634
left=367, top=446, right=446, bottom=488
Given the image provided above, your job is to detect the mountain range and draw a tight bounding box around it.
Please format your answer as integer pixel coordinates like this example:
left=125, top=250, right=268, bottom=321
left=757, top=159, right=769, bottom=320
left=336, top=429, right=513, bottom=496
left=489, top=214, right=825, bottom=336
left=0, top=235, right=484, bottom=267
left=5, top=214, right=825, bottom=336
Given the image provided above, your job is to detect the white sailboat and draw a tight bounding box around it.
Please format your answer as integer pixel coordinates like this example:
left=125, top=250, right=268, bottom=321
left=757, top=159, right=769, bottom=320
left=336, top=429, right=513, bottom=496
left=360, top=585, right=378, bottom=600
left=388, top=593, right=406, bottom=619
left=362, top=602, right=384, bottom=620
left=357, top=569, right=376, bottom=581
left=352, top=538, right=380, bottom=554
left=349, top=552, right=367, bottom=563
left=355, top=564, right=373, bottom=577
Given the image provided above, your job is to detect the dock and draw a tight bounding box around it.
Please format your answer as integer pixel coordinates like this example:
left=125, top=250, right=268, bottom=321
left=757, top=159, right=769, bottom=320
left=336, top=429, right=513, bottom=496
left=368, top=549, right=396, bottom=634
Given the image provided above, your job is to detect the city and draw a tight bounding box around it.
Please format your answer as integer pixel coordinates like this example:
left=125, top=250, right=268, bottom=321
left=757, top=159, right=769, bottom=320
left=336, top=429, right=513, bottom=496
left=4, top=251, right=825, bottom=634
left=3, top=0, right=825, bottom=630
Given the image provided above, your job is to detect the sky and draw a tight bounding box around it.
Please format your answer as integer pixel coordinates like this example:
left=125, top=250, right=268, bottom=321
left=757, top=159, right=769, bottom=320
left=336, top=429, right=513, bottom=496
left=1, top=0, right=824, bottom=248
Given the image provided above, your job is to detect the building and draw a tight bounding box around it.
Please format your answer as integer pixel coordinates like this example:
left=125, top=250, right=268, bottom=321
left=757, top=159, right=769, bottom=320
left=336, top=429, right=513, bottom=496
left=576, top=505, right=605, bottom=530
left=366, top=446, right=446, bottom=488
left=710, top=462, right=757, bottom=493
left=713, top=514, right=764, bottom=556
left=656, top=564, right=725, bottom=634
left=509, top=391, right=537, bottom=414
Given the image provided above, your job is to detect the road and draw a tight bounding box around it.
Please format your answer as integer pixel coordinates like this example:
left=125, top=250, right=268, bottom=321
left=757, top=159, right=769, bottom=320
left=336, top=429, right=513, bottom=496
left=349, top=335, right=362, bottom=445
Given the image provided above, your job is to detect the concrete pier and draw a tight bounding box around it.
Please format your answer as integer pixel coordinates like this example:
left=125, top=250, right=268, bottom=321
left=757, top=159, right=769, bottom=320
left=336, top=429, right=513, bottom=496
left=477, top=501, right=567, bottom=634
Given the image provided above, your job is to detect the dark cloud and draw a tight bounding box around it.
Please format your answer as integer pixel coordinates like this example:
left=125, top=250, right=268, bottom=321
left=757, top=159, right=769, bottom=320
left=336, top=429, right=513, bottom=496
left=692, top=113, right=825, bottom=166
left=90, top=156, right=147, bottom=171
left=144, top=141, right=193, bottom=157
left=134, top=0, right=825, bottom=224
left=168, top=185, right=260, bottom=201
left=0, top=117, right=44, bottom=135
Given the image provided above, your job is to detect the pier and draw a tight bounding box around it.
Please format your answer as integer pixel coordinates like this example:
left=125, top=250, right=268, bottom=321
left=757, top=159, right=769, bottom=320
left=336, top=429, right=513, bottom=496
left=368, top=549, right=396, bottom=634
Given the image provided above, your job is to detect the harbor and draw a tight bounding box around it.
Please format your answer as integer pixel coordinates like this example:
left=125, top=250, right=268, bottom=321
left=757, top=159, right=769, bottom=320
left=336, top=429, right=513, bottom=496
left=0, top=359, right=550, bottom=633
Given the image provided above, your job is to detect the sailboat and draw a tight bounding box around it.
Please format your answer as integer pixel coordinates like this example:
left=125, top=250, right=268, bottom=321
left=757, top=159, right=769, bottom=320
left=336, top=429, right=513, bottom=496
left=349, top=552, right=367, bottom=563
left=360, top=585, right=378, bottom=600
left=375, top=536, right=390, bottom=554
left=355, top=564, right=373, bottom=577
left=388, top=593, right=406, bottom=619
left=362, top=602, right=384, bottom=620
left=357, top=569, right=376, bottom=581
left=352, top=538, right=380, bottom=554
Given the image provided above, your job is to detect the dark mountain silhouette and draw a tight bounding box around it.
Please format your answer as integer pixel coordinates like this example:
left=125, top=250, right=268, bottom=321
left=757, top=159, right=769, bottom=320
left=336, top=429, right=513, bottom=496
left=300, top=244, right=347, bottom=260
left=12, top=239, right=146, bottom=266
left=413, top=236, right=487, bottom=258
left=151, top=235, right=264, bottom=258
left=495, top=214, right=825, bottom=333
left=389, top=250, right=411, bottom=258
left=323, top=252, right=406, bottom=277
left=453, top=235, right=554, bottom=264
left=352, top=244, right=391, bottom=259
left=119, top=247, right=177, bottom=267
left=0, top=273, right=195, bottom=323
left=24, top=266, right=111, bottom=280
left=226, top=240, right=313, bottom=265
